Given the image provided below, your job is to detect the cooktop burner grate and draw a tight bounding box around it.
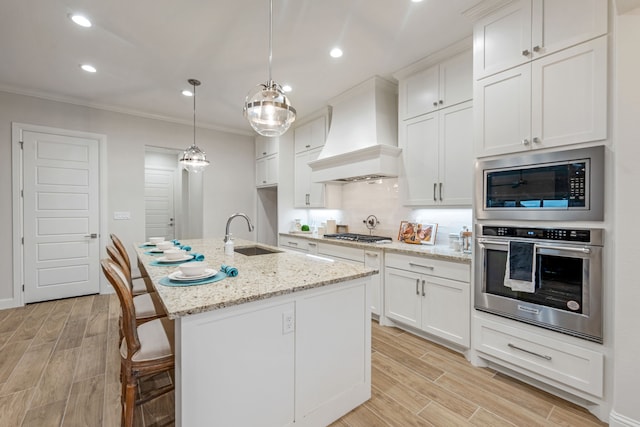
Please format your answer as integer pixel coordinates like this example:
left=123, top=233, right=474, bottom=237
left=323, top=233, right=392, bottom=243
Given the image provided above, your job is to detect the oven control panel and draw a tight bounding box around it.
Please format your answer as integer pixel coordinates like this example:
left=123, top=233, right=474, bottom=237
left=482, top=226, right=591, bottom=242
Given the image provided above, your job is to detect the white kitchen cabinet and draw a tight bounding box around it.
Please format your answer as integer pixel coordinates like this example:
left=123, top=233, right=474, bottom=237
left=280, top=235, right=318, bottom=254
left=256, top=153, right=278, bottom=187
left=255, top=135, right=279, bottom=159
left=474, top=315, right=604, bottom=398
left=316, top=243, right=383, bottom=317
left=399, top=49, right=472, bottom=120
left=294, top=147, right=325, bottom=207
left=401, top=100, right=473, bottom=206
left=294, top=116, right=326, bottom=154
left=384, top=252, right=470, bottom=347
left=473, top=0, right=607, bottom=80
left=475, top=37, right=607, bottom=157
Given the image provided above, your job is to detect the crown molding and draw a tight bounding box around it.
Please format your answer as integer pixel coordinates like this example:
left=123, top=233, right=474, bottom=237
left=462, top=0, right=516, bottom=21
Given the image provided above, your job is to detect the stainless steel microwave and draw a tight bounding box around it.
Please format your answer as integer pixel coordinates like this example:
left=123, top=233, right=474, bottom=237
left=475, top=146, right=604, bottom=221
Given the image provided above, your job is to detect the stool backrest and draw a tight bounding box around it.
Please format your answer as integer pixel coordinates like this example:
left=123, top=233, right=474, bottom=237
left=106, top=244, right=133, bottom=291
left=110, top=233, right=132, bottom=272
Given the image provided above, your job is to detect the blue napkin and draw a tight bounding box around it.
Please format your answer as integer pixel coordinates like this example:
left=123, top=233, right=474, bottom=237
left=179, top=245, right=192, bottom=251
left=172, top=239, right=181, bottom=246
left=220, top=264, right=238, bottom=277
left=192, top=253, right=205, bottom=261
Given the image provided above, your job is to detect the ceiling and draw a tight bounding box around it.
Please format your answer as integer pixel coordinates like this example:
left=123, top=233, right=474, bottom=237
left=0, top=0, right=479, bottom=135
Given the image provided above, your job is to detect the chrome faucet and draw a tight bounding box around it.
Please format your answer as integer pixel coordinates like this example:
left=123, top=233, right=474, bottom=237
left=224, top=213, right=255, bottom=242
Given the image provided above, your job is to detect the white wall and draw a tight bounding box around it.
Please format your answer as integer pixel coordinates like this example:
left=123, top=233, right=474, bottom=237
left=1, top=91, right=255, bottom=304
left=611, top=5, right=640, bottom=426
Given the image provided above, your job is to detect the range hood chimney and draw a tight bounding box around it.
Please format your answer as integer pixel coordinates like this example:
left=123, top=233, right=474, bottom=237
left=309, top=76, right=401, bottom=183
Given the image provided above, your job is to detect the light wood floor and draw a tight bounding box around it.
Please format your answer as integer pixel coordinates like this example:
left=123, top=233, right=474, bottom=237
left=0, top=294, right=607, bottom=427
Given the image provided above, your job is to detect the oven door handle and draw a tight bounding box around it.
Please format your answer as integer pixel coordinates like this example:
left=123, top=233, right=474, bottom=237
left=478, top=239, right=591, bottom=254
left=535, top=245, right=591, bottom=254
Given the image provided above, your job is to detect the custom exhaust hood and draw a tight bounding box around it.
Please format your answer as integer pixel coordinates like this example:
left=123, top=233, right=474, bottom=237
left=308, top=76, right=402, bottom=183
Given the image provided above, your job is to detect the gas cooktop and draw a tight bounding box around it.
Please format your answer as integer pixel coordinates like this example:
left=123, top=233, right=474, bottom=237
left=323, top=233, right=392, bottom=243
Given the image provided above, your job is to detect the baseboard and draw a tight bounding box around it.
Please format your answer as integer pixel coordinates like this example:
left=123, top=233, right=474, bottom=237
left=610, top=410, right=640, bottom=427
left=0, top=297, right=21, bottom=310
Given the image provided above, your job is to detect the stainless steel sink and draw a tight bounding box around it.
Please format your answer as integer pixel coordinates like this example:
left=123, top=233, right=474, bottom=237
left=234, top=245, right=281, bottom=256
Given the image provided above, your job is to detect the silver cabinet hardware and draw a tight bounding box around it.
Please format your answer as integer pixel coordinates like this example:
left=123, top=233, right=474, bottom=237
left=262, top=151, right=267, bottom=155
left=415, top=278, right=420, bottom=295
left=439, top=182, right=443, bottom=201
left=533, top=137, right=540, bottom=143
left=508, top=343, right=552, bottom=360
left=522, top=138, right=530, bottom=145
left=305, top=144, right=310, bottom=148
left=84, top=233, right=98, bottom=238
left=365, top=252, right=378, bottom=257
left=522, top=49, right=530, bottom=56
left=421, top=279, right=426, bottom=296
left=409, top=262, right=434, bottom=270
left=536, top=245, right=591, bottom=254
left=433, top=101, right=438, bottom=107
left=308, top=242, right=317, bottom=246
left=288, top=241, right=298, bottom=246
left=439, top=100, right=443, bottom=105
left=533, top=45, right=541, bottom=52
left=433, top=183, right=437, bottom=201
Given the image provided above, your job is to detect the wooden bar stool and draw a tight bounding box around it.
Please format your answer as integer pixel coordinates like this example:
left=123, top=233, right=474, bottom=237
left=106, top=244, right=153, bottom=296
left=101, top=259, right=174, bottom=427
left=110, top=233, right=154, bottom=289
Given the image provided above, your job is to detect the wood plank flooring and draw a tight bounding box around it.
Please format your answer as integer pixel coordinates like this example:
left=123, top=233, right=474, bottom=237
left=0, top=294, right=607, bottom=427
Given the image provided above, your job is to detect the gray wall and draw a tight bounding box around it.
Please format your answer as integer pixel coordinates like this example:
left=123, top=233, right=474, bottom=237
left=0, top=91, right=255, bottom=304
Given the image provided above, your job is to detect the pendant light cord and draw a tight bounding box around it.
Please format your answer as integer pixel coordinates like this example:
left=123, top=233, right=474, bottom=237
left=268, top=0, right=273, bottom=83
left=192, top=81, right=196, bottom=148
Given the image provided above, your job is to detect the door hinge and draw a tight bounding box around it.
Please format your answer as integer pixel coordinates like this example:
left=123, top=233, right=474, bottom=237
left=19, top=140, right=24, bottom=149
left=21, top=189, right=23, bottom=198
left=22, top=284, right=24, bottom=292
left=21, top=237, right=24, bottom=244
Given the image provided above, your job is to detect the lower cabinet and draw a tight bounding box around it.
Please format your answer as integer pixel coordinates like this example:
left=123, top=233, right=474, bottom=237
left=384, top=253, right=470, bottom=347
left=474, top=315, right=604, bottom=398
left=280, top=236, right=318, bottom=254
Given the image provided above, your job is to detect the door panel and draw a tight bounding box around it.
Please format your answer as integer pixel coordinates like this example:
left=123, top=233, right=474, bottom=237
left=23, top=130, right=100, bottom=303
left=144, top=168, right=175, bottom=240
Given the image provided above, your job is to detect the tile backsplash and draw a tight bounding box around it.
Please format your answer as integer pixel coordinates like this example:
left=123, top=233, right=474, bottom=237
left=298, top=178, right=472, bottom=246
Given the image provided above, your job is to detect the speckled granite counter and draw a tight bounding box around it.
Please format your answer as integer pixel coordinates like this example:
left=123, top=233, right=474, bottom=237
left=279, top=232, right=472, bottom=264
left=135, top=238, right=377, bottom=319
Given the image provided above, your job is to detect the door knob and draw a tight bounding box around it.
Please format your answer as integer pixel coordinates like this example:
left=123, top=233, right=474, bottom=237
left=84, top=233, right=98, bottom=238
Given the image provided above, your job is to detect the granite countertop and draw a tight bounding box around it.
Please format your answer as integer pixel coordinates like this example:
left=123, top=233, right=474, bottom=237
left=280, top=232, right=472, bottom=264
left=134, top=238, right=377, bottom=319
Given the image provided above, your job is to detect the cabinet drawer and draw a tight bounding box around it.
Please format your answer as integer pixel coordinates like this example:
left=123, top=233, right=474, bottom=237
left=318, top=243, right=364, bottom=263
left=385, top=252, right=470, bottom=282
left=280, top=236, right=311, bottom=253
left=475, top=317, right=603, bottom=397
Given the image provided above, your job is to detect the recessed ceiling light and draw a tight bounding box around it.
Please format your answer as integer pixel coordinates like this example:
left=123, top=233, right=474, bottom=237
left=282, top=85, right=292, bottom=93
left=70, top=14, right=92, bottom=27
left=182, top=90, right=193, bottom=97
left=80, top=64, right=97, bottom=73
left=330, top=48, right=343, bottom=58
left=411, top=0, right=424, bottom=3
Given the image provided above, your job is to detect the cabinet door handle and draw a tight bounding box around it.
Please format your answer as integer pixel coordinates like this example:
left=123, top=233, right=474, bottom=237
left=421, top=279, right=425, bottom=297
left=305, top=144, right=310, bottom=148
left=533, top=137, right=541, bottom=144
left=409, top=262, right=434, bottom=270
left=439, top=182, right=443, bottom=201
left=433, top=183, right=437, bottom=201
left=308, top=242, right=317, bottom=246
left=305, top=194, right=310, bottom=205
left=532, top=45, right=541, bottom=52
left=365, top=252, right=378, bottom=257
left=433, top=101, right=438, bottom=107
left=288, top=241, right=299, bottom=246
left=522, top=49, right=530, bottom=56
left=415, top=278, right=420, bottom=295
left=508, top=343, right=552, bottom=361
left=438, top=100, right=443, bottom=105
left=262, top=151, right=267, bottom=155
left=522, top=138, right=530, bottom=145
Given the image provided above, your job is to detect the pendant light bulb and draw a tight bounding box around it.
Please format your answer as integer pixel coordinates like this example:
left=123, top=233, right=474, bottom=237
left=243, top=0, right=296, bottom=137
left=180, top=79, right=210, bottom=173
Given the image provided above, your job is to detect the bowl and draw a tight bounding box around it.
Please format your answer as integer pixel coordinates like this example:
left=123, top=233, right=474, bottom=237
left=179, top=262, right=206, bottom=277
left=156, top=241, right=173, bottom=250
left=164, top=249, right=185, bottom=260
left=149, top=237, right=165, bottom=244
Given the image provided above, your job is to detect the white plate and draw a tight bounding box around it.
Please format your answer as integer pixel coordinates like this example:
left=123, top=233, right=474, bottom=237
left=168, top=268, right=218, bottom=281
left=157, top=254, right=193, bottom=263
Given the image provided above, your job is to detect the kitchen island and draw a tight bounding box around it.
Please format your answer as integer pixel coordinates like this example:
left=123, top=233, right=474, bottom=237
left=135, top=238, right=377, bottom=427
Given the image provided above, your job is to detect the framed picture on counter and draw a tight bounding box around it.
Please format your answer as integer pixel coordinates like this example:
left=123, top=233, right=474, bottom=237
left=397, top=221, right=438, bottom=245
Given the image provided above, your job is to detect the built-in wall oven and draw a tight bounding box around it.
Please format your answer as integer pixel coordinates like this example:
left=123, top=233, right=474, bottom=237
left=475, top=224, right=603, bottom=343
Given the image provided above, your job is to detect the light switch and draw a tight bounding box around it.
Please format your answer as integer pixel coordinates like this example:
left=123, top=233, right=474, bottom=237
left=113, top=211, right=131, bottom=220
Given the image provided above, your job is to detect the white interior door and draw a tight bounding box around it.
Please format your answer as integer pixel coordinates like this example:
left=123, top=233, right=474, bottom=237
left=144, top=168, right=175, bottom=240
left=22, top=130, right=100, bottom=303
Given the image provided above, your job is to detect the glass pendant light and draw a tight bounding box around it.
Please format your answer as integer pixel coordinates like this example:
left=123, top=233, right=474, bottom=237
left=243, top=0, right=296, bottom=137
left=180, top=79, right=210, bottom=173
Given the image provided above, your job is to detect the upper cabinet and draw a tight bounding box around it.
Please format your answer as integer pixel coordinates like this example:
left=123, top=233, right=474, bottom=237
left=399, top=49, right=473, bottom=120
left=472, top=0, right=608, bottom=157
left=255, top=136, right=278, bottom=159
left=294, top=116, right=326, bottom=154
left=473, top=0, right=608, bottom=80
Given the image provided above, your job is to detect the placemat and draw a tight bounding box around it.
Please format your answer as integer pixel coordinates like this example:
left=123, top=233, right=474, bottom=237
left=158, top=271, right=227, bottom=287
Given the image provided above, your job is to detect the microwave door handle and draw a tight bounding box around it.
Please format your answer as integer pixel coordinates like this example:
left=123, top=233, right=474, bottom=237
left=535, top=244, right=591, bottom=254
left=478, top=239, right=509, bottom=247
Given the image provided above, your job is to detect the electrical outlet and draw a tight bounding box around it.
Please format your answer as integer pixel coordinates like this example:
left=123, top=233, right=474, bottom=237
left=282, top=311, right=295, bottom=334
